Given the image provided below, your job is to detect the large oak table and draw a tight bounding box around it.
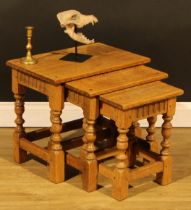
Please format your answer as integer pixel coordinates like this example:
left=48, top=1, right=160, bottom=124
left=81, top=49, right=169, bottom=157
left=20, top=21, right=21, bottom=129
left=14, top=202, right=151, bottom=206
left=6, top=42, right=151, bottom=183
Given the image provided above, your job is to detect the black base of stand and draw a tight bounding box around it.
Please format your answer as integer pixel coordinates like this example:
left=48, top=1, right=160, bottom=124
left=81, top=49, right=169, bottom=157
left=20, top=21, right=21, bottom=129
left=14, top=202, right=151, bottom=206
left=60, top=53, right=92, bottom=63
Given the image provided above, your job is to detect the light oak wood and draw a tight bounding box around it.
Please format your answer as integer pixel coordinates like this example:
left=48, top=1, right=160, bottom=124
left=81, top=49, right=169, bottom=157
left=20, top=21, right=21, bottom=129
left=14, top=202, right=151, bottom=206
left=99, top=81, right=183, bottom=200
left=20, top=138, right=49, bottom=162
left=100, top=81, right=183, bottom=110
left=11, top=64, right=85, bottom=183
left=80, top=115, right=98, bottom=192
left=156, top=112, right=174, bottom=185
left=128, top=122, right=142, bottom=167
left=26, top=118, right=83, bottom=141
left=146, top=116, right=158, bottom=152
left=66, top=65, right=168, bottom=97
left=5, top=42, right=187, bottom=203
left=96, top=148, right=119, bottom=161
left=66, top=80, right=183, bottom=200
left=65, top=67, right=171, bottom=194
left=7, top=43, right=150, bottom=85
left=12, top=71, right=28, bottom=164
left=99, top=164, right=114, bottom=179
left=129, top=161, right=163, bottom=182
left=112, top=168, right=129, bottom=200
left=48, top=85, right=65, bottom=183
left=66, top=154, right=83, bottom=171
left=138, top=147, right=160, bottom=163
left=112, top=127, right=130, bottom=200
left=8, top=42, right=150, bottom=184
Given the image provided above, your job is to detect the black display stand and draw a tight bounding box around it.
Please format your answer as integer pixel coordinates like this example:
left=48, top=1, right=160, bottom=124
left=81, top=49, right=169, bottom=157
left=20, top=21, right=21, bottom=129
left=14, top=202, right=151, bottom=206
left=60, top=26, right=92, bottom=63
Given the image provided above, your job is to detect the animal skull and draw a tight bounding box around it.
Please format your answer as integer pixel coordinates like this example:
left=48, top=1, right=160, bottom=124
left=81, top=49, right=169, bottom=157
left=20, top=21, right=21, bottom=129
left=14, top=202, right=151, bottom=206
left=57, top=10, right=98, bottom=44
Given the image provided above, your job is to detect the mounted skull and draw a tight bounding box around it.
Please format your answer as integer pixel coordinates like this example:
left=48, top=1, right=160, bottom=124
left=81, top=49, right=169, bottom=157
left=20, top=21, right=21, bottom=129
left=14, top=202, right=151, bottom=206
left=57, top=10, right=98, bottom=45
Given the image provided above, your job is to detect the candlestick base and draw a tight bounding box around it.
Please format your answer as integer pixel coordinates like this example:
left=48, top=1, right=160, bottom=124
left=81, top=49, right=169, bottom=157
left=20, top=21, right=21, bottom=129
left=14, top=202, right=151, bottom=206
left=21, top=57, right=38, bottom=65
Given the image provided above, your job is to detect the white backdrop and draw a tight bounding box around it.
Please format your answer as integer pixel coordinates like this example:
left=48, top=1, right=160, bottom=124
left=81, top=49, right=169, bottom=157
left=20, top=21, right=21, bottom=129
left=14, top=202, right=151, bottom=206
left=0, top=102, right=190, bottom=127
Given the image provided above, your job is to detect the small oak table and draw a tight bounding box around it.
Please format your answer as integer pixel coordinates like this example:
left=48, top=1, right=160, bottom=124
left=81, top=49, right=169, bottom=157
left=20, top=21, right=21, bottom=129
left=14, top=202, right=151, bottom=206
left=6, top=43, right=150, bottom=183
left=65, top=65, right=168, bottom=192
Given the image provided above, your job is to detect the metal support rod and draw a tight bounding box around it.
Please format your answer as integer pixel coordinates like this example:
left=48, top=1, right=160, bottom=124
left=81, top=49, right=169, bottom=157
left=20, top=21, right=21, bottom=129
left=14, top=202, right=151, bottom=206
left=75, top=41, right=78, bottom=56
left=74, top=25, right=78, bottom=57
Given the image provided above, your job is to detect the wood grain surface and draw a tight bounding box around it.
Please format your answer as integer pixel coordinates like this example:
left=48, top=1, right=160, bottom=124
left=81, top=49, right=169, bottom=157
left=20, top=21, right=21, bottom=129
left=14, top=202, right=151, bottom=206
left=6, top=43, right=150, bottom=84
left=66, top=65, right=168, bottom=97
left=100, top=81, right=184, bottom=110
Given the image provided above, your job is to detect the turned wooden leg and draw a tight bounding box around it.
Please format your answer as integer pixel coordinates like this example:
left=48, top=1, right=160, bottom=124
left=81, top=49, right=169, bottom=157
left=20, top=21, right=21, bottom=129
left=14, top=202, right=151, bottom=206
left=81, top=119, right=97, bottom=192
left=13, top=92, right=28, bottom=163
left=48, top=109, right=64, bottom=183
left=132, top=121, right=142, bottom=137
left=112, top=128, right=129, bottom=201
left=128, top=123, right=138, bottom=168
left=47, top=85, right=64, bottom=183
left=146, top=116, right=158, bottom=152
left=80, top=117, right=88, bottom=158
left=156, top=113, right=173, bottom=185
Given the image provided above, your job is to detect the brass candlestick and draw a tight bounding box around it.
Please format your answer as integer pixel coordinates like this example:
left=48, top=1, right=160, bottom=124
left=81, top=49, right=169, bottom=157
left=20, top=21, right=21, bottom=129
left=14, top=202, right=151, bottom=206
left=21, top=26, right=37, bottom=65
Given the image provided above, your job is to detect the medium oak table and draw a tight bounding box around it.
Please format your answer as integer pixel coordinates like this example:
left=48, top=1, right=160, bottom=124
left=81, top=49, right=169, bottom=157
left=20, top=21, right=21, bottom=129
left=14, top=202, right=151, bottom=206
left=6, top=42, right=150, bottom=183
left=65, top=65, right=168, bottom=192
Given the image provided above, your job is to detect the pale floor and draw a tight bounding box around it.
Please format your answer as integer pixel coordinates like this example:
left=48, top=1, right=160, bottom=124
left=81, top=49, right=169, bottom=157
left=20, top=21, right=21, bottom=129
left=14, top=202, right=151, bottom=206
left=0, top=128, right=191, bottom=210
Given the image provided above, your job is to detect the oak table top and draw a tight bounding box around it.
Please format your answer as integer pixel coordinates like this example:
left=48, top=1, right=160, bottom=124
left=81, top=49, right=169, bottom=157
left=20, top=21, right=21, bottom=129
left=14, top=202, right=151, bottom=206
left=66, top=65, right=168, bottom=97
left=6, top=42, right=150, bottom=85
left=100, top=81, right=184, bottom=110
